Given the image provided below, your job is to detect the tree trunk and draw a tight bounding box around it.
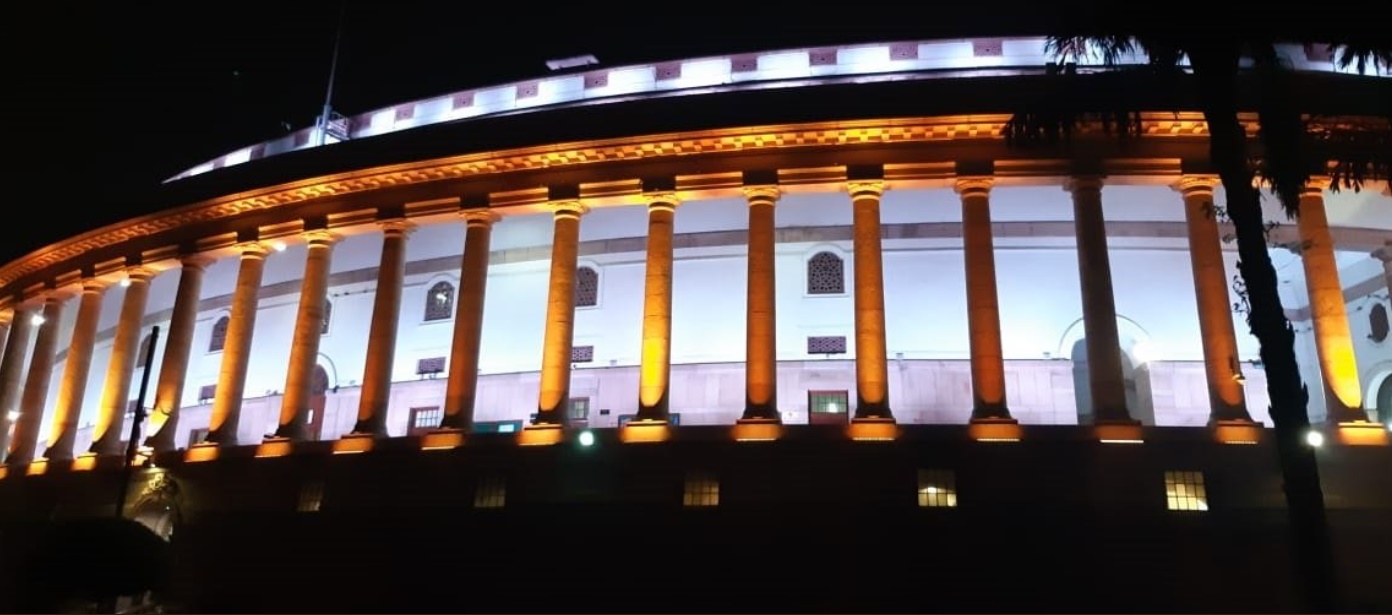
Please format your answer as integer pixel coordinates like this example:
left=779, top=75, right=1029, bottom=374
left=1192, top=52, right=1337, bottom=613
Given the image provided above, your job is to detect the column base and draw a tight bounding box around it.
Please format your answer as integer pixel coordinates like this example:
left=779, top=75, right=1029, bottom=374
left=332, top=433, right=377, bottom=455
left=72, top=452, right=100, bottom=471
left=732, top=418, right=783, bottom=442
left=620, top=419, right=671, bottom=444
left=1212, top=419, right=1264, bottom=445
left=1334, top=421, right=1390, bottom=447
left=255, top=436, right=294, bottom=458
left=420, top=428, right=467, bottom=451
left=517, top=423, right=565, bottom=447
left=184, top=442, right=221, bottom=463
left=847, top=417, right=898, bottom=442
left=23, top=459, right=49, bottom=476
left=968, top=417, right=1022, bottom=442
left=1094, top=420, right=1144, bottom=444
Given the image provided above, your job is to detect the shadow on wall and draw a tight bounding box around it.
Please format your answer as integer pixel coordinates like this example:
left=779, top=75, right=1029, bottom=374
left=12, top=517, right=172, bottom=613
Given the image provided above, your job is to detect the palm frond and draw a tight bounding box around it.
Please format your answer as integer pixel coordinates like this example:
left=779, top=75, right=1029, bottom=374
left=1044, top=36, right=1138, bottom=65
left=1333, top=44, right=1392, bottom=75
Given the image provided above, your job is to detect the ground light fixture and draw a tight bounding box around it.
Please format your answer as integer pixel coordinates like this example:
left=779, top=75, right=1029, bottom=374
left=577, top=430, right=595, bottom=447
left=1304, top=430, right=1325, bottom=448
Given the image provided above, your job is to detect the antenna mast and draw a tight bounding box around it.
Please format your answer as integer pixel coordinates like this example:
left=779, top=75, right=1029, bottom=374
left=317, top=4, right=348, bottom=145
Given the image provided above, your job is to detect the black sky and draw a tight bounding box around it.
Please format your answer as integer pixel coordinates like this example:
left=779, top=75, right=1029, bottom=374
left=4, top=4, right=1388, bottom=266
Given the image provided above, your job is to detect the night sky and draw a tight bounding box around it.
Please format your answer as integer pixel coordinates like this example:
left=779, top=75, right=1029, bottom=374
left=4, top=4, right=1387, bottom=266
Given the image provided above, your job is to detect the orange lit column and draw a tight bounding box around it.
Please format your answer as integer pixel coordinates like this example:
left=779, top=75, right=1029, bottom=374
left=635, top=192, right=680, bottom=422
left=352, top=219, right=415, bottom=435
left=532, top=201, right=588, bottom=426
left=90, top=268, right=155, bottom=456
left=0, top=314, right=9, bottom=369
left=1065, top=177, right=1133, bottom=423
left=8, top=296, right=65, bottom=465
left=440, top=210, right=499, bottom=431
left=207, top=242, right=271, bottom=445
left=741, top=186, right=781, bottom=421
left=44, top=279, right=108, bottom=460
left=0, top=307, right=34, bottom=458
left=274, top=231, right=339, bottom=440
left=1296, top=180, right=1364, bottom=422
left=849, top=180, right=892, bottom=420
left=956, top=177, right=1012, bottom=421
left=146, top=255, right=213, bottom=451
left=1177, top=176, right=1253, bottom=423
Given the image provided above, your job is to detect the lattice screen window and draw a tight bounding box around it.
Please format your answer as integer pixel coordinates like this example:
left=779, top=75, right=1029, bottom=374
left=417, top=356, right=446, bottom=376
left=209, top=316, right=229, bottom=352
left=807, top=336, right=847, bottom=355
left=917, top=469, right=957, bottom=508
left=571, top=345, right=594, bottom=363
left=321, top=299, right=333, bottom=334
left=475, top=475, right=506, bottom=509
left=575, top=267, right=599, bottom=307
left=1164, top=471, right=1208, bottom=512
left=806, top=252, right=845, bottom=294
left=684, top=471, right=720, bottom=507
left=425, top=281, right=455, bottom=321
left=298, top=480, right=325, bottom=513
left=198, top=385, right=217, bottom=404
left=136, top=333, right=155, bottom=368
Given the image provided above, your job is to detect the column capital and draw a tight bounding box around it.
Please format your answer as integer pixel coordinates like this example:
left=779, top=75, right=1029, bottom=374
left=641, top=192, right=680, bottom=212
left=1063, top=175, right=1105, bottom=193
left=80, top=277, right=110, bottom=294
left=1302, top=176, right=1334, bottom=197
left=953, top=176, right=994, bottom=198
left=742, top=185, right=781, bottom=205
left=847, top=180, right=886, bottom=199
left=548, top=200, right=589, bottom=219
left=235, top=241, right=272, bottom=260
left=180, top=253, right=217, bottom=271
left=303, top=230, right=340, bottom=248
left=123, top=267, right=156, bottom=285
left=1174, top=175, right=1220, bottom=196
left=460, top=209, right=501, bottom=228
left=378, top=217, right=418, bottom=236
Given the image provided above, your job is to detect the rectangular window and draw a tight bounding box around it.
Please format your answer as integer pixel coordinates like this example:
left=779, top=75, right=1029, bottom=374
left=917, top=469, right=958, bottom=508
left=408, top=406, right=442, bottom=436
left=188, top=427, right=209, bottom=446
left=298, top=480, right=325, bottom=513
left=1164, top=471, right=1208, bottom=511
left=198, top=384, right=216, bottom=404
left=684, top=471, right=719, bottom=507
left=474, top=475, right=506, bottom=509
left=808, top=391, right=849, bottom=415
left=417, top=356, right=446, bottom=378
left=568, top=397, right=590, bottom=422
left=807, top=336, right=847, bottom=355
left=473, top=420, right=523, bottom=434
left=571, top=345, right=595, bottom=363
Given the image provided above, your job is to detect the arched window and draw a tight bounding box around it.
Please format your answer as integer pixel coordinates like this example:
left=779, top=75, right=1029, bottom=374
left=807, top=251, right=845, bottom=295
left=425, top=281, right=454, bottom=321
left=321, top=299, right=333, bottom=335
left=209, top=316, right=229, bottom=353
left=575, top=266, right=599, bottom=307
left=136, top=332, right=155, bottom=368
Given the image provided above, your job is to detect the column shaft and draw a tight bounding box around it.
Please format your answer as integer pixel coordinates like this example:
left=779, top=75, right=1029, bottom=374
left=276, top=232, right=338, bottom=440
left=207, top=243, right=271, bottom=445
left=0, top=309, right=33, bottom=458
left=1177, top=177, right=1252, bottom=423
left=441, top=212, right=496, bottom=430
left=354, top=220, right=414, bottom=435
left=8, top=297, right=65, bottom=465
left=1296, top=183, right=1363, bottom=421
left=534, top=203, right=586, bottom=425
left=957, top=178, right=1011, bottom=419
left=45, top=281, right=107, bottom=460
left=91, top=270, right=154, bottom=456
left=742, top=187, right=780, bottom=420
left=636, top=194, right=679, bottom=420
left=147, top=256, right=212, bottom=451
left=1067, top=177, right=1132, bottom=422
left=849, top=181, right=891, bottom=418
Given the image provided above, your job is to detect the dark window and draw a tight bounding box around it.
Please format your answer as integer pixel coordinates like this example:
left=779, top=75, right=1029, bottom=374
left=209, top=316, right=229, bottom=352
left=425, top=281, right=454, bottom=322
left=575, top=267, right=599, bottom=307
left=684, top=471, right=719, bottom=507
left=417, top=356, right=446, bottom=378
left=198, top=385, right=216, bottom=404
left=321, top=299, right=332, bottom=335
left=188, top=427, right=209, bottom=446
left=1370, top=303, right=1388, bottom=343
left=475, top=476, right=506, bottom=508
left=571, top=345, right=594, bottom=363
left=807, top=252, right=845, bottom=294
left=807, top=336, right=847, bottom=355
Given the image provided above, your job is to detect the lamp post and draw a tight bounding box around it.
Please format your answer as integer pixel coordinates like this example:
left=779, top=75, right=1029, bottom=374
left=116, top=326, right=160, bottom=519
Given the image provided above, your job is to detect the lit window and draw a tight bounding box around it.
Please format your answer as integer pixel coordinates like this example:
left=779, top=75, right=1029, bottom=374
left=575, top=266, right=599, bottom=307
left=807, top=251, right=845, bottom=295
left=568, top=397, right=590, bottom=422
left=917, top=469, right=957, bottom=508
left=321, top=299, right=332, bottom=335
left=209, top=316, right=230, bottom=352
left=684, top=471, right=719, bottom=507
left=425, top=281, right=455, bottom=321
left=1164, top=471, right=1208, bottom=512
left=475, top=475, right=506, bottom=509
left=809, top=390, right=849, bottom=415
left=408, top=406, right=442, bottom=436
left=298, top=480, right=324, bottom=513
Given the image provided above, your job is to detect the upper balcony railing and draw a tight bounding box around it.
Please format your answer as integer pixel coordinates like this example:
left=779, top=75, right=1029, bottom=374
left=164, top=37, right=1386, bottom=183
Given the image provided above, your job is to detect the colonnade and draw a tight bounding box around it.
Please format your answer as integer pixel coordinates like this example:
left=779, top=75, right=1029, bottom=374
left=0, top=173, right=1377, bottom=464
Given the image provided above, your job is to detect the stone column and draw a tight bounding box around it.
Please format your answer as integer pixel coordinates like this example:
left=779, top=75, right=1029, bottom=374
left=0, top=313, right=9, bottom=371
left=440, top=211, right=498, bottom=431
left=956, top=177, right=1012, bottom=421
left=1176, top=176, right=1253, bottom=423
left=0, top=307, right=33, bottom=458
left=1372, top=241, right=1391, bottom=296
left=1065, top=177, right=1133, bottom=423
left=1296, top=180, right=1364, bottom=422
left=274, top=231, right=339, bottom=440
left=44, top=279, right=108, bottom=460
left=635, top=192, right=680, bottom=422
left=533, top=201, right=587, bottom=426
left=849, top=180, right=892, bottom=419
left=8, top=296, right=65, bottom=465
left=207, top=242, right=271, bottom=445
left=146, top=255, right=213, bottom=451
left=352, top=219, right=415, bottom=435
left=741, top=186, right=781, bottom=421
left=89, top=269, right=155, bottom=456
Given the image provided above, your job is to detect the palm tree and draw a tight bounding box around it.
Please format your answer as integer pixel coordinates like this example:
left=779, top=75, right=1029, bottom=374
left=1004, top=33, right=1390, bottom=612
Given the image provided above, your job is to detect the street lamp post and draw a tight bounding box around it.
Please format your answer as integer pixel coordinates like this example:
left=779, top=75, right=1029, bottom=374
left=116, top=326, right=160, bottom=519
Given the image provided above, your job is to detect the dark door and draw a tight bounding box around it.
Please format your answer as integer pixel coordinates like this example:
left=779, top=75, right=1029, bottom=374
left=307, top=365, right=329, bottom=440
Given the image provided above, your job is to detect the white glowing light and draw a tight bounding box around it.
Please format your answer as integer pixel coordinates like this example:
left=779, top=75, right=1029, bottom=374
left=29, top=314, right=45, bottom=326
left=578, top=430, right=595, bottom=447
left=5, top=411, right=17, bottom=421
left=1305, top=430, right=1325, bottom=447
left=119, top=277, right=131, bottom=288
left=271, top=241, right=287, bottom=252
